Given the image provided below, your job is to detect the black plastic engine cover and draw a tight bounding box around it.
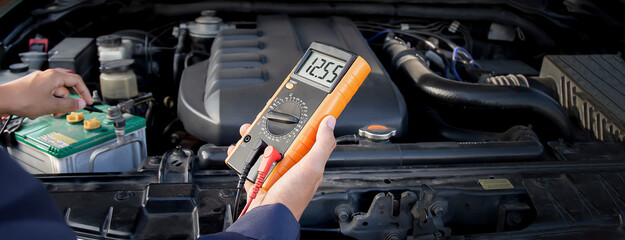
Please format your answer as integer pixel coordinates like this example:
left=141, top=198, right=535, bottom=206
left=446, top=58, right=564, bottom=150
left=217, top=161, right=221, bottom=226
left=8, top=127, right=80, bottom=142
left=178, top=15, right=407, bottom=145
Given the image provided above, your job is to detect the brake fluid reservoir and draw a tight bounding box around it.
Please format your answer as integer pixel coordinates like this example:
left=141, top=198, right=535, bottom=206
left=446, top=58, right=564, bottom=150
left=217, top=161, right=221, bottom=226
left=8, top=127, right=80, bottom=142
left=100, top=59, right=138, bottom=104
left=96, top=34, right=132, bottom=61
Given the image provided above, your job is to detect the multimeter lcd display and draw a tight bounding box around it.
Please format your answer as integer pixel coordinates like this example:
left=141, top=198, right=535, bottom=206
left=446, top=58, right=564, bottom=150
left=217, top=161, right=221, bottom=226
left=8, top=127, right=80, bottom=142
left=297, top=51, right=347, bottom=88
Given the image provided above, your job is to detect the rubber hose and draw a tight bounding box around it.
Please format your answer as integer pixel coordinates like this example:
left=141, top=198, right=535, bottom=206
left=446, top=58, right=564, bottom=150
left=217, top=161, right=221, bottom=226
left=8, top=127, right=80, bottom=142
left=426, top=108, right=539, bottom=142
left=384, top=38, right=574, bottom=140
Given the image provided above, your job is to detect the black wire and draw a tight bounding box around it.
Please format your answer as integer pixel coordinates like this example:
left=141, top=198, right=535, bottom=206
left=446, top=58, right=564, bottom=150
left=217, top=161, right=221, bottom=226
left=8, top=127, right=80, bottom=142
left=397, top=30, right=458, bottom=49
left=336, top=134, right=359, bottom=144
left=2, top=17, right=34, bottom=44
left=233, top=160, right=256, bottom=220
left=357, top=22, right=460, bottom=50
left=0, top=115, right=15, bottom=135
left=143, top=22, right=180, bottom=76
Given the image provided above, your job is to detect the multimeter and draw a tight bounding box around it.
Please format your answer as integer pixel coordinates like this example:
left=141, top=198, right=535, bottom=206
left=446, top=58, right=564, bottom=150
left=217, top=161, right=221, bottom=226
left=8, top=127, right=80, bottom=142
left=225, top=42, right=370, bottom=190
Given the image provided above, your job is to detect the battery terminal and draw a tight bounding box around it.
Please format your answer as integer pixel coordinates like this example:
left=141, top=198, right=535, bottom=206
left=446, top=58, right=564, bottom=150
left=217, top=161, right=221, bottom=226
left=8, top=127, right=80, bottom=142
left=66, top=112, right=84, bottom=123
left=83, top=118, right=101, bottom=130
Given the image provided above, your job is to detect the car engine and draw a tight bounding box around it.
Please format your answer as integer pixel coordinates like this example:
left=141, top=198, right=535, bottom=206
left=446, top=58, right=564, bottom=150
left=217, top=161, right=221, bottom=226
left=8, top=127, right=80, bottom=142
left=1, top=1, right=625, bottom=239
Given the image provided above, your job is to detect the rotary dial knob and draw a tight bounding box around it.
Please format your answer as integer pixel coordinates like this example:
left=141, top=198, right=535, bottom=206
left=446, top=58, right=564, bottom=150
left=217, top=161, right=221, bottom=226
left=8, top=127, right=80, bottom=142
left=266, top=101, right=301, bottom=136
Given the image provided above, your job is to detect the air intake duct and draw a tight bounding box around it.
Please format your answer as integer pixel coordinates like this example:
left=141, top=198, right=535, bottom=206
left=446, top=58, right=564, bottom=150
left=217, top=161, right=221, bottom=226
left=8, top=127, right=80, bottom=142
left=384, top=38, right=575, bottom=141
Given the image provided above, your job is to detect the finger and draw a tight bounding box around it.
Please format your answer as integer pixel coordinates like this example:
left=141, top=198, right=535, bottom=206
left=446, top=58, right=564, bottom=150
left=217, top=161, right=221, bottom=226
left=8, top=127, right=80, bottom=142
left=53, top=87, right=70, bottom=98
left=243, top=146, right=276, bottom=210
left=227, top=145, right=235, bottom=156
left=245, top=181, right=254, bottom=193
left=239, top=123, right=251, bottom=137
left=244, top=181, right=254, bottom=204
left=51, top=70, right=93, bottom=105
left=244, top=177, right=267, bottom=212
left=248, top=188, right=267, bottom=210
left=229, top=123, right=251, bottom=156
left=49, top=97, right=86, bottom=114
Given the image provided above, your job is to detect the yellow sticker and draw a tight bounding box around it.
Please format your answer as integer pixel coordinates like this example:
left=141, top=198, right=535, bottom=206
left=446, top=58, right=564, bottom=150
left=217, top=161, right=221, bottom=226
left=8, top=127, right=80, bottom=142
left=478, top=179, right=514, bottom=190
left=38, top=132, right=77, bottom=149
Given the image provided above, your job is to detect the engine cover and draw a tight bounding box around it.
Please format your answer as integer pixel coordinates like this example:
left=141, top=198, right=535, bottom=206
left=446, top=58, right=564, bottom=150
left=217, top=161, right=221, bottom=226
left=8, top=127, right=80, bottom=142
left=178, top=15, right=407, bottom=145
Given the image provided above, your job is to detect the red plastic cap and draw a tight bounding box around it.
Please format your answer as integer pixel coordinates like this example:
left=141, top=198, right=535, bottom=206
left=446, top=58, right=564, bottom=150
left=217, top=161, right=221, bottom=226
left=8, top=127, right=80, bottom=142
left=262, top=146, right=282, bottom=165
left=29, top=38, right=49, bottom=52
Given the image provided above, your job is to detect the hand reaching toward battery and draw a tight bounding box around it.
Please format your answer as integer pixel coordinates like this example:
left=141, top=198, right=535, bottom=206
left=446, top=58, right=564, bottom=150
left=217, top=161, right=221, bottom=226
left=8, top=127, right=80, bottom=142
left=228, top=115, right=337, bottom=221
left=0, top=69, right=93, bottom=119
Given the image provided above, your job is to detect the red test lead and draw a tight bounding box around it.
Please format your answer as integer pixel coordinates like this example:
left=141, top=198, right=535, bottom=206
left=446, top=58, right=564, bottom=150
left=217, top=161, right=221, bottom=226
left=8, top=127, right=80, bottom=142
left=238, top=146, right=282, bottom=219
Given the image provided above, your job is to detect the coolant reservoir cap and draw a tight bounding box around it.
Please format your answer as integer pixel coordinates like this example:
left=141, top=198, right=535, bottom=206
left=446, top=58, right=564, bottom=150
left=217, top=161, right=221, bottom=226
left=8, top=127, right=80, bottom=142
left=100, top=59, right=134, bottom=73
left=96, top=35, right=122, bottom=47
left=358, top=125, right=396, bottom=141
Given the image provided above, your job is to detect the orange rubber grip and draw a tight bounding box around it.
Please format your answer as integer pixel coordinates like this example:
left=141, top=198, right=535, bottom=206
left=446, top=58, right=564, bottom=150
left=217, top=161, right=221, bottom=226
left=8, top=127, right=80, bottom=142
left=262, top=56, right=370, bottom=190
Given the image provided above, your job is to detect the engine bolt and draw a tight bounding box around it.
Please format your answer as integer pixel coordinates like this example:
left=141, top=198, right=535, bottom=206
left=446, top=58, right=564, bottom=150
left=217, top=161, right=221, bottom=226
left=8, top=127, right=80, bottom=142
left=337, top=209, right=350, bottom=222
left=432, top=206, right=444, bottom=216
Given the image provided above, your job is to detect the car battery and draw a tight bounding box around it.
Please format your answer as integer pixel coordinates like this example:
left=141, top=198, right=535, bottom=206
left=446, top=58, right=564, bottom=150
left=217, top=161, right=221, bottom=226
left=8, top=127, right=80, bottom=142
left=6, top=105, right=146, bottom=174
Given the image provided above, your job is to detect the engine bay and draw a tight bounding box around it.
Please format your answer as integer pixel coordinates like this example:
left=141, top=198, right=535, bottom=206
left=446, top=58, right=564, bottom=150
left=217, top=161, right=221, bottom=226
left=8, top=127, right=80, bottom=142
left=1, top=1, right=625, bottom=239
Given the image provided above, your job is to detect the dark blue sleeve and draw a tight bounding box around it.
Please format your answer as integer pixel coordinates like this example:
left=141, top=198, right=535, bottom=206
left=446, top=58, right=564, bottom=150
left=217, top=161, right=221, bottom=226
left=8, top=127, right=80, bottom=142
left=0, top=148, right=76, bottom=240
left=199, top=203, right=300, bottom=240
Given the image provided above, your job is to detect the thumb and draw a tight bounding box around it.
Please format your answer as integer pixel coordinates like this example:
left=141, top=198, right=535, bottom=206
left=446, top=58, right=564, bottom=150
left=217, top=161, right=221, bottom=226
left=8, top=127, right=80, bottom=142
left=301, top=115, right=336, bottom=169
left=51, top=97, right=86, bottom=114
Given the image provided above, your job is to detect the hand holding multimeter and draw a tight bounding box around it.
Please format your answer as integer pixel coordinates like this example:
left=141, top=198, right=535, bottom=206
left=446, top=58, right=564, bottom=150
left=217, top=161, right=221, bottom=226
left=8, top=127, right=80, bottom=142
left=225, top=42, right=370, bottom=219
left=227, top=115, right=337, bottom=220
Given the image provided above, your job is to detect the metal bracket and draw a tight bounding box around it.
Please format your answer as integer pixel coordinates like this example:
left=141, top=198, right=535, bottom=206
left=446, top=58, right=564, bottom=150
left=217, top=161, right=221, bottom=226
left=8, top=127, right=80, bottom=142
left=338, top=191, right=417, bottom=240
left=159, top=146, right=194, bottom=183
left=411, top=185, right=451, bottom=239
left=88, top=105, right=146, bottom=172
left=88, top=136, right=145, bottom=172
left=338, top=186, right=451, bottom=240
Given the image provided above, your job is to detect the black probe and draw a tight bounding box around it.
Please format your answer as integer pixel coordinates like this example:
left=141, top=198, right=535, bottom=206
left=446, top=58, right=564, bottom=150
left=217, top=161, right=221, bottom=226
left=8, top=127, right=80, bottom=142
left=232, top=142, right=268, bottom=220
left=52, top=95, right=103, bottom=113
left=233, top=160, right=256, bottom=220
left=83, top=105, right=103, bottom=113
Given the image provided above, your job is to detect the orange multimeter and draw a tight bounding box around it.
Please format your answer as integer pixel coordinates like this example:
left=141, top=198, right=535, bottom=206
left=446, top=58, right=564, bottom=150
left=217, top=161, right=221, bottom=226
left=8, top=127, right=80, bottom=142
left=225, top=42, right=370, bottom=190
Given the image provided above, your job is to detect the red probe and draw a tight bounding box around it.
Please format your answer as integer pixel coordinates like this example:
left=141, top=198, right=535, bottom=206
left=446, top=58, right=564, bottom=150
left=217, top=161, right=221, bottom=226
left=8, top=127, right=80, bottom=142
left=238, top=146, right=282, bottom=219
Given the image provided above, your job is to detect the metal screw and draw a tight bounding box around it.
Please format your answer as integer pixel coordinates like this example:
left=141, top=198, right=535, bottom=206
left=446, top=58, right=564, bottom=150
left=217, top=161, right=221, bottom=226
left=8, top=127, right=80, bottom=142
left=114, top=191, right=133, bottom=201
left=243, top=135, right=251, bottom=142
left=432, top=206, right=444, bottom=216
left=337, top=209, right=350, bottom=222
